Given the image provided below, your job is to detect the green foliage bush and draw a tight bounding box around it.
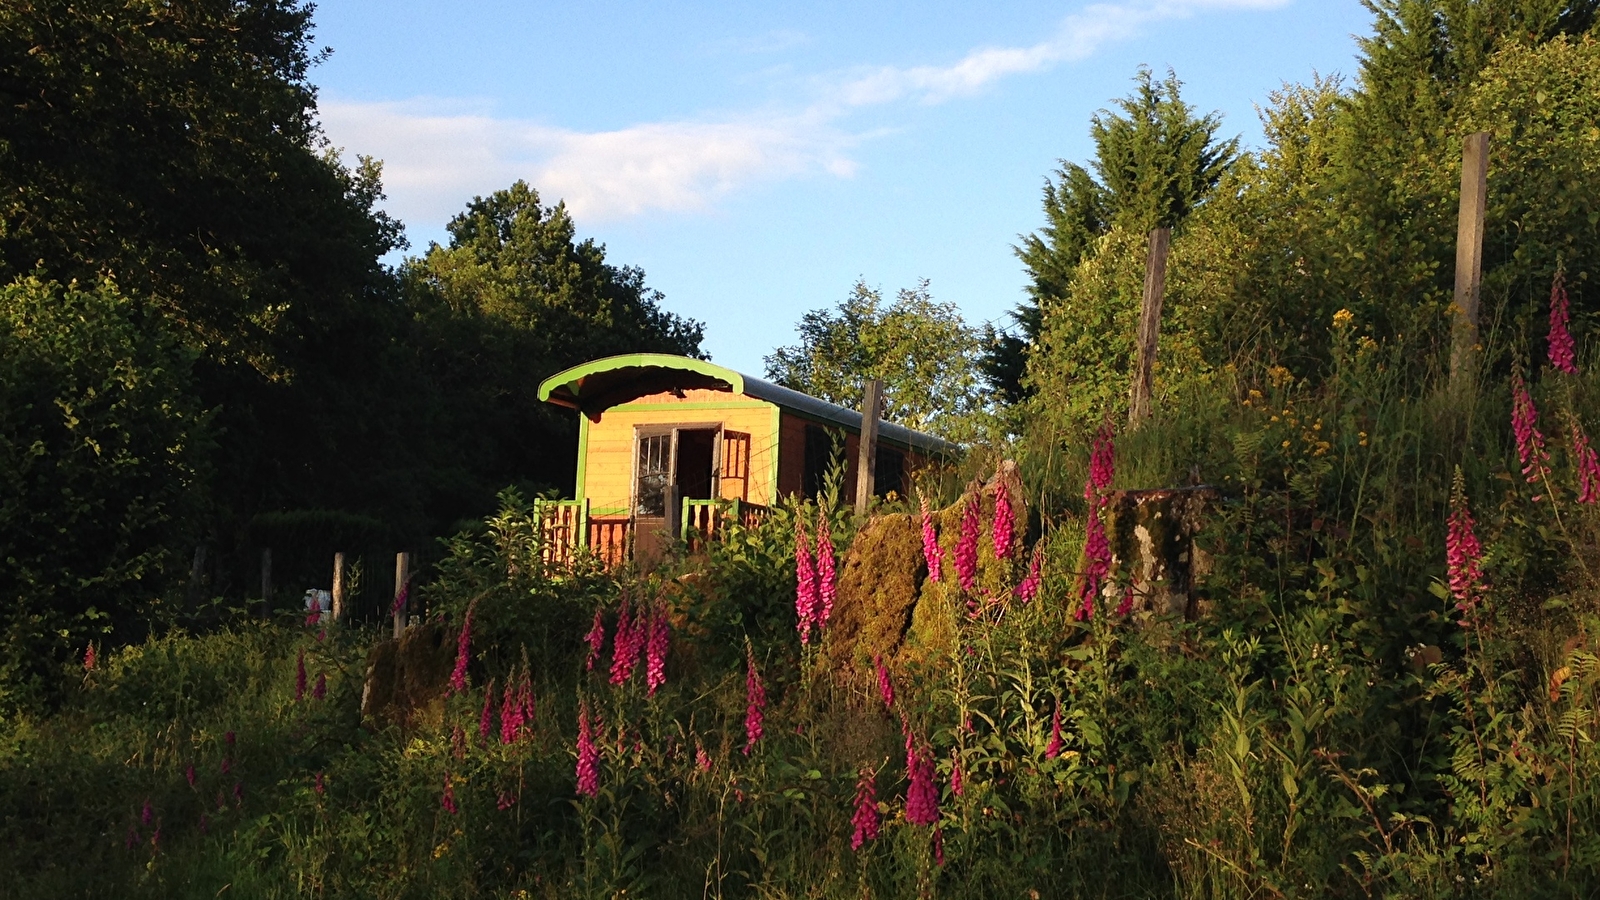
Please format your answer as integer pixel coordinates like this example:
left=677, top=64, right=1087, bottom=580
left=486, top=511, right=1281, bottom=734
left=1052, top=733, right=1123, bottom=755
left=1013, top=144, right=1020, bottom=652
left=0, top=276, right=210, bottom=708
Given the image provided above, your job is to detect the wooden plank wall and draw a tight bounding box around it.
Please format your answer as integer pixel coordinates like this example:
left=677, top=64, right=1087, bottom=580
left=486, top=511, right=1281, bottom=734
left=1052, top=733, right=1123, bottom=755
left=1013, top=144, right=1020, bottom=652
left=581, top=389, right=779, bottom=511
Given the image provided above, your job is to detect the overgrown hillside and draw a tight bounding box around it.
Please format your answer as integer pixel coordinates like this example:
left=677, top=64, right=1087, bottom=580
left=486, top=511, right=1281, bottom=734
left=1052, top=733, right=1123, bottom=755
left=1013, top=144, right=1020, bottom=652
left=5, top=2, right=1600, bottom=898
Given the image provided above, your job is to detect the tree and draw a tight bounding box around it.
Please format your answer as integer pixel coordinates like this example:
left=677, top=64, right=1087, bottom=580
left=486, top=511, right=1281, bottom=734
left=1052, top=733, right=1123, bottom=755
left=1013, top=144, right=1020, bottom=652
left=0, top=277, right=209, bottom=705
left=404, top=182, right=705, bottom=512
left=0, top=0, right=404, bottom=370
left=765, top=280, right=987, bottom=441
left=993, top=68, right=1239, bottom=404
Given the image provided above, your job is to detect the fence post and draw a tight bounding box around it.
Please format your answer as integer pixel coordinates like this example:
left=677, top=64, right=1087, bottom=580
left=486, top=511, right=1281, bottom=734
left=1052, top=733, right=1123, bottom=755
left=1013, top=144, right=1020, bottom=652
left=331, top=552, right=347, bottom=625
left=855, top=379, right=883, bottom=515
left=1130, top=226, right=1172, bottom=425
left=188, top=544, right=207, bottom=607
left=392, top=551, right=411, bottom=640
left=260, top=548, right=273, bottom=618
left=1450, top=132, right=1491, bottom=392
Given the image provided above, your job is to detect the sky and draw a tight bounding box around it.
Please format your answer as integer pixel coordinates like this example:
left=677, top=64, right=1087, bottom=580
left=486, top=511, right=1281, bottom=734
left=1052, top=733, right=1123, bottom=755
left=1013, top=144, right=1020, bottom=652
left=311, top=0, right=1375, bottom=374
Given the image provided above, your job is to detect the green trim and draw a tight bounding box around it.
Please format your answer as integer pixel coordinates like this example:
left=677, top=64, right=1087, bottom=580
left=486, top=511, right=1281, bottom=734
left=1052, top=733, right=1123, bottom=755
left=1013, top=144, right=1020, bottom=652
left=606, top=399, right=771, bottom=413
left=590, top=506, right=630, bottom=517
left=537, top=353, right=744, bottom=404
left=575, top=415, right=591, bottom=502
left=767, top=405, right=782, bottom=506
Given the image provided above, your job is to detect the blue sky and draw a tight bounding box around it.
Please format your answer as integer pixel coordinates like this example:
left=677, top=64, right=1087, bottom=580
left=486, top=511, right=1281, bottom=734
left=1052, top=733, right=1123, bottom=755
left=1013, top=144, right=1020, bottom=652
left=312, top=1, right=1374, bottom=373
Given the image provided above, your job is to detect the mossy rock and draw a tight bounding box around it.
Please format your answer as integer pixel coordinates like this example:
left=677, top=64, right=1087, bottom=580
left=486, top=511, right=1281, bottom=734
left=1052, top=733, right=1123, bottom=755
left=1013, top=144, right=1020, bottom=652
left=830, top=463, right=1031, bottom=674
left=823, top=512, right=925, bottom=673
left=360, top=621, right=455, bottom=730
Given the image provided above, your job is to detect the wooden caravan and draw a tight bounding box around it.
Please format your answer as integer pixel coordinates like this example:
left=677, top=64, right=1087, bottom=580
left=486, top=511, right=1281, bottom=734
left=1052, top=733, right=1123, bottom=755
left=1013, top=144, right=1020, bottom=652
left=536, top=353, right=957, bottom=567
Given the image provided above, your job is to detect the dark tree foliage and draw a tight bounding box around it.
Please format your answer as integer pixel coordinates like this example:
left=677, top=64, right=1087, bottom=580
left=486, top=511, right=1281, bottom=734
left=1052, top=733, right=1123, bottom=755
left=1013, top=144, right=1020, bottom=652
left=0, top=278, right=209, bottom=700
left=404, top=182, right=705, bottom=522
left=0, top=1, right=707, bottom=692
left=991, top=68, right=1238, bottom=403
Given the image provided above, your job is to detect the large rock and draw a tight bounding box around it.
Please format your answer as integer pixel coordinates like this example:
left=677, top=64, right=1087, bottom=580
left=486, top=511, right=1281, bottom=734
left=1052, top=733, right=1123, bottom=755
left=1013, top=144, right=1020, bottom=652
left=823, top=512, right=926, bottom=670
left=360, top=621, right=455, bottom=730
left=826, top=462, right=1031, bottom=672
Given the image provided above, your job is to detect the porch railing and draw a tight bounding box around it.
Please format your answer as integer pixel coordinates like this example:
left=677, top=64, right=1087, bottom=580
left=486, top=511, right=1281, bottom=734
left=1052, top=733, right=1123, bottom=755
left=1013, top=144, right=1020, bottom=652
left=680, top=499, right=768, bottom=554
left=534, top=498, right=768, bottom=570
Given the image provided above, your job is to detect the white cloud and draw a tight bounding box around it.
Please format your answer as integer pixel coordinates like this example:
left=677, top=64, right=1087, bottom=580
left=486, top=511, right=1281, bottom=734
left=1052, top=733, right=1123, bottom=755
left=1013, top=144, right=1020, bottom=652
left=318, top=0, right=1289, bottom=230
left=826, top=0, right=1289, bottom=108
left=320, top=99, right=856, bottom=227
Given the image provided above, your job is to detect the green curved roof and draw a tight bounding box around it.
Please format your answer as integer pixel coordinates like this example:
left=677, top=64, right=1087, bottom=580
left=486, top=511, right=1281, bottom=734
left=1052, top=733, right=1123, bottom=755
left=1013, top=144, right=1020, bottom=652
left=538, top=354, right=745, bottom=411
left=538, top=353, right=959, bottom=457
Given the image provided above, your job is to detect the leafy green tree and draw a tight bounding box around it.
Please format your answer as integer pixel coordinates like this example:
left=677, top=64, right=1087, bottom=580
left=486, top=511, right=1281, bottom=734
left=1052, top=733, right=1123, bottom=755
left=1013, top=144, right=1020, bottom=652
left=0, top=277, right=209, bottom=705
left=404, top=182, right=705, bottom=512
left=993, top=68, right=1239, bottom=404
left=765, top=280, right=987, bottom=440
left=0, top=0, right=403, bottom=370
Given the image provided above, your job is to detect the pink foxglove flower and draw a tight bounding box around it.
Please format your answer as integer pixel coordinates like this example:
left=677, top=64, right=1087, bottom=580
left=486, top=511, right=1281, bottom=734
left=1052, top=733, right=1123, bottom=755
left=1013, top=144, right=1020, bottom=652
left=744, top=647, right=766, bottom=754
left=83, top=643, right=96, bottom=672
left=1573, top=419, right=1600, bottom=505
left=695, top=739, right=713, bottom=772
left=185, top=764, right=196, bottom=788
left=920, top=496, right=944, bottom=582
left=610, top=601, right=643, bottom=685
left=955, top=498, right=980, bottom=592
left=815, top=513, right=837, bottom=629
left=1446, top=469, right=1486, bottom=627
left=933, top=826, right=945, bottom=867
left=1512, top=370, right=1550, bottom=486
left=390, top=582, right=409, bottom=618
left=1015, top=542, right=1043, bottom=603
left=950, top=751, right=964, bottom=797
left=993, top=482, right=1015, bottom=560
left=313, top=672, right=327, bottom=700
left=1077, top=504, right=1111, bottom=621
left=449, top=603, right=474, bottom=695
left=500, top=678, right=520, bottom=744
left=794, top=517, right=818, bottom=644
left=904, top=737, right=940, bottom=826
left=478, top=678, right=496, bottom=741
left=141, top=799, right=153, bottom=826
left=441, top=773, right=458, bottom=815
left=1115, top=586, right=1135, bottom=617
left=1549, top=269, right=1578, bottom=375
left=874, top=654, right=895, bottom=709
left=518, top=668, right=535, bottom=733
left=584, top=609, right=605, bottom=671
left=294, top=650, right=306, bottom=702
left=850, top=769, right=880, bottom=850
left=646, top=608, right=669, bottom=696
left=575, top=703, right=600, bottom=797
left=1044, top=702, right=1065, bottom=759
left=1087, top=422, right=1116, bottom=505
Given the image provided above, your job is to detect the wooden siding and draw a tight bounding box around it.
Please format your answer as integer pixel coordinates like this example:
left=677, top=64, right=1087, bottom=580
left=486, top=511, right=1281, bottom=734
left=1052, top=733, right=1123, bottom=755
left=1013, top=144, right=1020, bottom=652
left=775, top=411, right=938, bottom=502
left=581, top=389, right=780, bottom=511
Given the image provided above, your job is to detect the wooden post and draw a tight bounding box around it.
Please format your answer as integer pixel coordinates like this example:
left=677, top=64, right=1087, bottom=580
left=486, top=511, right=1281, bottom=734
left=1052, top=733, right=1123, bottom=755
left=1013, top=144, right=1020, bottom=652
left=854, top=379, right=883, bottom=515
left=1129, top=226, right=1172, bottom=425
left=392, top=551, right=411, bottom=640
left=331, top=552, right=347, bottom=625
left=260, top=548, right=273, bottom=618
left=1450, top=132, right=1491, bottom=390
left=188, top=544, right=207, bottom=606
left=666, top=485, right=682, bottom=542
